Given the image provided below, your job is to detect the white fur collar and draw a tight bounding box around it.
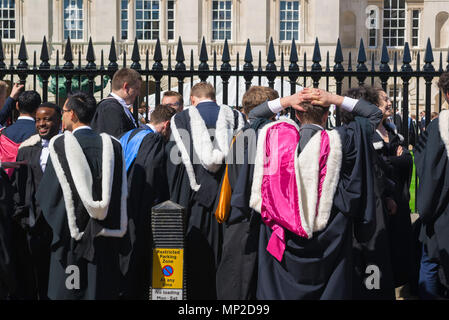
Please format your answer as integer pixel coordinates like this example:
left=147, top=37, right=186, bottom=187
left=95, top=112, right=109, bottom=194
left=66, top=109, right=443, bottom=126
left=49, top=132, right=127, bottom=240
left=170, top=105, right=244, bottom=192
left=439, top=109, right=449, bottom=158
left=19, top=134, right=41, bottom=149
left=250, top=120, right=342, bottom=238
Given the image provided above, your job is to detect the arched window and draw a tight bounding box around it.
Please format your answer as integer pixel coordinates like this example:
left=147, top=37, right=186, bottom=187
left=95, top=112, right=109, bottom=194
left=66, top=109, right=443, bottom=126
left=63, top=0, right=83, bottom=40
left=212, top=0, right=232, bottom=41
left=382, top=0, right=406, bottom=47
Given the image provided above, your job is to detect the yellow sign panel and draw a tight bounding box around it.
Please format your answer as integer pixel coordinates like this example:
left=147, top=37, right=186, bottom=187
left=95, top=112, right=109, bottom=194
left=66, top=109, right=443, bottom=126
left=152, top=248, right=184, bottom=289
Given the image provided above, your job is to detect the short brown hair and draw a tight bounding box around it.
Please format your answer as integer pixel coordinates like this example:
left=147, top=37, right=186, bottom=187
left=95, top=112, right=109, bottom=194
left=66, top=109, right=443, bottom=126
left=150, top=104, right=176, bottom=124
left=295, top=102, right=327, bottom=124
left=190, top=82, right=216, bottom=100
left=111, top=68, right=142, bottom=91
left=438, top=72, right=449, bottom=95
left=163, top=91, right=184, bottom=105
left=242, top=86, right=279, bottom=115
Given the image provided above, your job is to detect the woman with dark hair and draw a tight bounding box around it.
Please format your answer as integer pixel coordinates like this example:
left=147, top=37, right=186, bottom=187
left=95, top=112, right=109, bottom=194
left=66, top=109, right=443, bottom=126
left=343, top=85, right=414, bottom=298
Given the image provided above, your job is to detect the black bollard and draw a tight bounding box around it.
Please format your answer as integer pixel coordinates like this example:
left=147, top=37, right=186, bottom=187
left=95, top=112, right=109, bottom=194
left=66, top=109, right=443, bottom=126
left=150, top=200, right=186, bottom=300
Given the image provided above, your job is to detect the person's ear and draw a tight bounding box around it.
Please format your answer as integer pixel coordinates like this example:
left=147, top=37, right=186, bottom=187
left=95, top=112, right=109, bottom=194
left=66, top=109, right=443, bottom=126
left=15, top=101, right=19, bottom=111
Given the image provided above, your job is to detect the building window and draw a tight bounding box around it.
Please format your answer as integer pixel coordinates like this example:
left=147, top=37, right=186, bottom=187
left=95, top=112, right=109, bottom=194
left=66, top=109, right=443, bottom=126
left=64, top=0, right=83, bottom=40
left=368, top=8, right=378, bottom=47
left=136, top=0, right=160, bottom=40
left=212, top=0, right=232, bottom=41
left=411, top=9, right=420, bottom=47
left=0, top=0, right=15, bottom=40
left=121, top=0, right=128, bottom=40
left=383, top=0, right=406, bottom=47
left=280, top=1, right=299, bottom=41
left=167, top=0, right=175, bottom=40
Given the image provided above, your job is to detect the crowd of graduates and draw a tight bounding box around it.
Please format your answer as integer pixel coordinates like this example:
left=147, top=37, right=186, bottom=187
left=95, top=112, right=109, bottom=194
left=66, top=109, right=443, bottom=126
left=0, top=67, right=449, bottom=300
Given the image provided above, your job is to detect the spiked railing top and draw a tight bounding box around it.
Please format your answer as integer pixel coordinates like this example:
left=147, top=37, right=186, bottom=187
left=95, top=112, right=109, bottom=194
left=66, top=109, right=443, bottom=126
left=266, top=37, right=276, bottom=71
left=333, top=38, right=344, bottom=72
left=289, top=39, right=299, bottom=72
left=356, top=38, right=368, bottom=72
left=221, top=39, right=231, bottom=71
left=17, top=36, right=28, bottom=69
left=199, top=37, right=209, bottom=71
left=311, top=37, right=322, bottom=71
left=243, top=39, right=253, bottom=71
left=86, top=37, right=96, bottom=69
left=152, top=38, right=163, bottom=71
left=379, top=40, right=390, bottom=72
left=131, top=38, right=141, bottom=70
left=423, top=38, right=435, bottom=72
left=108, top=37, right=118, bottom=70
left=39, top=36, right=50, bottom=69
left=175, top=37, right=186, bottom=71
left=63, top=37, right=74, bottom=69
left=401, top=42, right=412, bottom=72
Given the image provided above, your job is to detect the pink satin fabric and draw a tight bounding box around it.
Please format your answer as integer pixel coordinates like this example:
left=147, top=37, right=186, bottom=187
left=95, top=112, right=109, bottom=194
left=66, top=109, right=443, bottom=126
left=260, top=124, right=331, bottom=262
left=316, top=130, right=330, bottom=216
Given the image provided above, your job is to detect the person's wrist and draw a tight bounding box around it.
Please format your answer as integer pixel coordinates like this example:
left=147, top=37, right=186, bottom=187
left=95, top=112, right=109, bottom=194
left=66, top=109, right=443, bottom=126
left=332, top=94, right=344, bottom=107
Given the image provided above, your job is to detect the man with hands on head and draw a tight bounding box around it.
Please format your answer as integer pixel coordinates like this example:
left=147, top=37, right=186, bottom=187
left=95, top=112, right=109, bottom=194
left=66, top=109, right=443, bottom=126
left=248, top=87, right=383, bottom=299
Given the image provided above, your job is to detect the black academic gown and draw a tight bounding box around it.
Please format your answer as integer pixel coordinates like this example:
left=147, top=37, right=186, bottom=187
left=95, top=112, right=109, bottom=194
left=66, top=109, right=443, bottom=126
left=0, top=169, right=17, bottom=299
left=256, top=117, right=377, bottom=300
left=215, top=119, right=269, bottom=300
left=166, top=101, right=244, bottom=300
left=415, top=113, right=449, bottom=291
left=10, top=135, right=53, bottom=300
left=352, top=146, right=396, bottom=300
left=120, top=128, right=169, bottom=299
left=36, top=129, right=128, bottom=300
left=91, top=95, right=137, bottom=138
left=373, top=126, right=414, bottom=287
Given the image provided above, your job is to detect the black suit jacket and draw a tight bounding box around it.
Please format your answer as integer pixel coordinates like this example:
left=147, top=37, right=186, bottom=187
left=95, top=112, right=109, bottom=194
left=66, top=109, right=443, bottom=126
left=91, top=95, right=137, bottom=138
left=2, top=119, right=36, bottom=144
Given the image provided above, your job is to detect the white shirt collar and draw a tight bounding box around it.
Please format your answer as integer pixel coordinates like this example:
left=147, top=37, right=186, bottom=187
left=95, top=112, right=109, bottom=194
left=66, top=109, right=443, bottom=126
left=41, top=139, right=49, bottom=148
left=72, top=125, right=92, bottom=134
left=110, top=92, right=131, bottom=109
left=18, top=116, right=35, bottom=121
left=146, top=123, right=157, bottom=132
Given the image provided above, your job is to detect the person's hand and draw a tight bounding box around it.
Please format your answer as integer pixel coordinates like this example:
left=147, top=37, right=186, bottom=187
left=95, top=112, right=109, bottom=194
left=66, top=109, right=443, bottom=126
left=10, top=83, right=24, bottom=100
left=1, top=160, right=27, bottom=169
left=385, top=197, right=397, bottom=215
left=396, top=145, right=403, bottom=157
left=281, top=88, right=321, bottom=112
left=302, top=88, right=344, bottom=107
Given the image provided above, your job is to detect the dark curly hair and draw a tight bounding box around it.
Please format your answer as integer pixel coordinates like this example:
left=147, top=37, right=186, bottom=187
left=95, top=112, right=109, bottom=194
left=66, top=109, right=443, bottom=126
left=438, top=72, right=449, bottom=95
left=340, top=85, right=383, bottom=124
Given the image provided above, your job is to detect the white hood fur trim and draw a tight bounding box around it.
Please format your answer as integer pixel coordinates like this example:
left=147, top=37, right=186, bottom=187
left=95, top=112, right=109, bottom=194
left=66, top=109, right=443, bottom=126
left=250, top=121, right=342, bottom=238
left=19, top=134, right=41, bottom=149
left=49, top=132, right=127, bottom=240
left=249, top=118, right=300, bottom=213
left=439, top=109, right=449, bottom=158
left=170, top=115, right=201, bottom=192
left=65, top=132, right=113, bottom=221
left=314, top=130, right=342, bottom=232
left=189, top=104, right=236, bottom=173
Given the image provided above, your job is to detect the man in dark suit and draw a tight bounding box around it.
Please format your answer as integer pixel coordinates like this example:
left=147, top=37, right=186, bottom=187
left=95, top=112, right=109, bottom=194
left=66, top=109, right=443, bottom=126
left=91, top=68, right=141, bottom=138
left=0, top=90, right=41, bottom=177
left=2, top=91, right=41, bottom=143
left=11, top=102, right=61, bottom=300
left=36, top=92, right=129, bottom=300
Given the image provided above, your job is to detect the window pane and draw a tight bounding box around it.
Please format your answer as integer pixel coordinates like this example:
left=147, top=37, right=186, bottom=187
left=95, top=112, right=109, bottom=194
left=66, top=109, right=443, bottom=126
left=293, top=1, right=299, bottom=10
left=168, top=11, right=174, bottom=19
left=168, top=31, right=174, bottom=40
left=280, top=1, right=286, bottom=10
left=168, top=21, right=174, bottom=29
left=226, top=31, right=231, bottom=40
left=122, top=31, right=128, bottom=39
